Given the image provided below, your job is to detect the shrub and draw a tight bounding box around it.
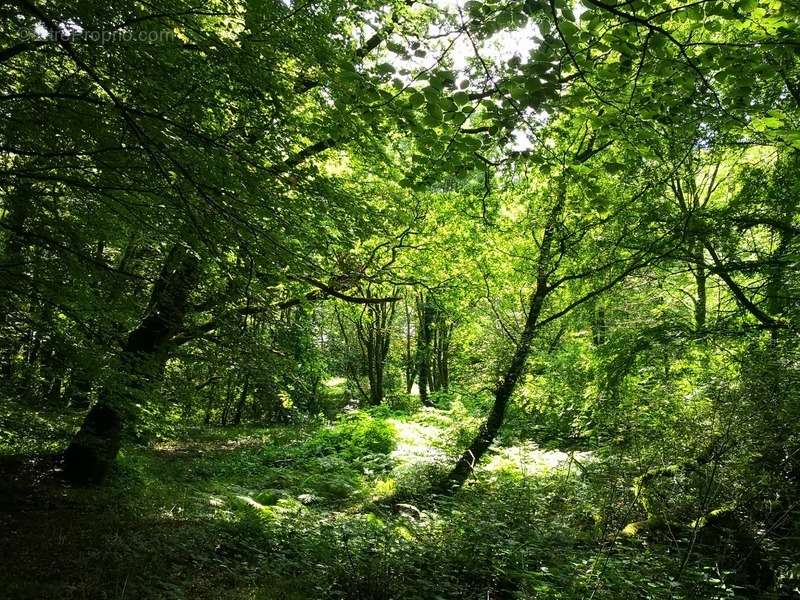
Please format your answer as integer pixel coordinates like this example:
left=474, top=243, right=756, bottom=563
left=305, top=411, right=396, bottom=460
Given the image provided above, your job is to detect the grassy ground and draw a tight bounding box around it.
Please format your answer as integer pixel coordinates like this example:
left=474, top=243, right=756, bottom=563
left=0, top=397, right=733, bottom=599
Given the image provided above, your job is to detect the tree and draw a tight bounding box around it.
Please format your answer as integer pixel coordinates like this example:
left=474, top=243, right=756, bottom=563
left=1, top=0, right=429, bottom=481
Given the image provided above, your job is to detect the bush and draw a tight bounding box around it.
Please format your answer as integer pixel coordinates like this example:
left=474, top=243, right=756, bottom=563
left=305, top=411, right=396, bottom=460
left=384, top=392, right=421, bottom=414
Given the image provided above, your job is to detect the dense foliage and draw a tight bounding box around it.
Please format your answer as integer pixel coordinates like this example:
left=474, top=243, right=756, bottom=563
left=1, top=0, right=799, bottom=597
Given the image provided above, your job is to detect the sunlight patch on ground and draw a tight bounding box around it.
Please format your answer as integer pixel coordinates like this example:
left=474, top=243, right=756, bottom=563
left=324, top=377, right=347, bottom=387
left=237, top=495, right=265, bottom=510
left=388, top=418, right=449, bottom=467
left=483, top=441, right=594, bottom=476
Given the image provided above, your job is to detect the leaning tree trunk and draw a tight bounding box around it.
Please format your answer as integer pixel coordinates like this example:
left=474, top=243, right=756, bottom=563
left=63, top=245, right=199, bottom=483
left=436, top=192, right=562, bottom=492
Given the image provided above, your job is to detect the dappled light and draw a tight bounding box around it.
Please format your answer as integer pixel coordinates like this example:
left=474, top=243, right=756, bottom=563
left=389, top=416, right=450, bottom=465
left=482, top=442, right=594, bottom=478
left=2, top=0, right=800, bottom=597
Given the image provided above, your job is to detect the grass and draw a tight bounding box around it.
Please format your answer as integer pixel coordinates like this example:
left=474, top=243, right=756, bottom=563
left=0, top=400, right=735, bottom=599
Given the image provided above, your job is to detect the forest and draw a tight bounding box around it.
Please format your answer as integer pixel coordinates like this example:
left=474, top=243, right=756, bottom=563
left=0, top=0, right=799, bottom=598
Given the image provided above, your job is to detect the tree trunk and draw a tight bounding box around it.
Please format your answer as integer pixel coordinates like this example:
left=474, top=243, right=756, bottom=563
left=416, top=294, right=434, bottom=406
left=371, top=349, right=384, bottom=406
left=441, top=323, right=452, bottom=392
left=693, top=242, right=707, bottom=332
left=365, top=314, right=379, bottom=405
left=377, top=299, right=393, bottom=404
left=220, top=374, right=235, bottom=425
left=0, top=182, right=32, bottom=381
left=46, top=375, right=63, bottom=404
left=204, top=394, right=215, bottom=425
left=63, top=245, right=199, bottom=483
left=431, top=324, right=441, bottom=392
left=351, top=289, right=395, bottom=406
left=368, top=297, right=394, bottom=405
left=765, top=222, right=793, bottom=318
left=431, top=315, right=453, bottom=392
left=232, top=373, right=250, bottom=425
left=436, top=191, right=563, bottom=492
left=404, top=299, right=416, bottom=393
left=66, top=368, right=92, bottom=409
left=437, top=285, right=550, bottom=491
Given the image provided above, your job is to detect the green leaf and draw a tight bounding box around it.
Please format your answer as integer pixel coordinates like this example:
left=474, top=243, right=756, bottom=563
left=738, top=0, right=758, bottom=12
left=408, top=91, right=425, bottom=108
left=426, top=102, right=443, bottom=123
left=452, top=91, right=471, bottom=106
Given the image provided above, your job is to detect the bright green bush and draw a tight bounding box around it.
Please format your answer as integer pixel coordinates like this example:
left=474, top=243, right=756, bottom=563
left=305, top=411, right=396, bottom=460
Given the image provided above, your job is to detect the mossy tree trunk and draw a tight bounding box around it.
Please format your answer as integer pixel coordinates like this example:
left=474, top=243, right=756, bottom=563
left=63, top=245, right=200, bottom=483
